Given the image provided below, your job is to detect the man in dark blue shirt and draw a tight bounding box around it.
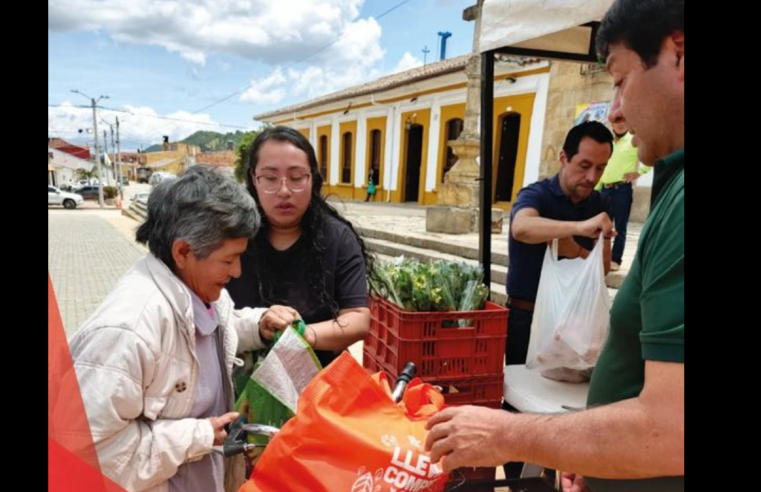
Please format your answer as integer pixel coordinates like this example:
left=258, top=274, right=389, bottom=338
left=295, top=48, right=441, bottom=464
left=501, top=122, right=616, bottom=480
left=506, top=121, right=616, bottom=367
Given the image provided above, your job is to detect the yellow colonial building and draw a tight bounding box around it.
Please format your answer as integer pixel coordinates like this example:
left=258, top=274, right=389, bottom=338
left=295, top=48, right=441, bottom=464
left=144, top=142, right=201, bottom=175
left=254, top=55, right=552, bottom=211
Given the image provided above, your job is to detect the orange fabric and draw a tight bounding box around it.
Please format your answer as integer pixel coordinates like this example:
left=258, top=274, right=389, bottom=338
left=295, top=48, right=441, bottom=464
left=49, top=273, right=128, bottom=492
left=239, top=352, right=449, bottom=492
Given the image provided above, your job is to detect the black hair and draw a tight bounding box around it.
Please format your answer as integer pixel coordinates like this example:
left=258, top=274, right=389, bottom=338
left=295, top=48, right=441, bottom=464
left=597, top=0, right=685, bottom=68
left=563, top=122, right=614, bottom=161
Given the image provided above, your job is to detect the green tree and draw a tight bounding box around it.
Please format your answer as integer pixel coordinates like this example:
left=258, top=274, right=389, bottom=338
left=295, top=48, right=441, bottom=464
left=75, top=167, right=99, bottom=181
left=234, top=129, right=266, bottom=183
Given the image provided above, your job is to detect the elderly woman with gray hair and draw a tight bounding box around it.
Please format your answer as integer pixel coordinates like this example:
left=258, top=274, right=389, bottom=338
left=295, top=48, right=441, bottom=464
left=68, top=167, right=268, bottom=492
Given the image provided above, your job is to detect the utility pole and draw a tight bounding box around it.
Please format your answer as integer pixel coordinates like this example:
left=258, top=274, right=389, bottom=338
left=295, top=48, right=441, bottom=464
left=72, top=90, right=109, bottom=208
left=116, top=117, right=124, bottom=199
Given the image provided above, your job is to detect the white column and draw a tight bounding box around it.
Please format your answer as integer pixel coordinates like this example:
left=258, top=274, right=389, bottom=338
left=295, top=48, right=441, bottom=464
left=523, top=73, right=551, bottom=187
left=388, top=104, right=402, bottom=191
left=355, top=115, right=367, bottom=188
left=330, top=118, right=340, bottom=185
left=426, top=99, right=442, bottom=192
left=307, top=123, right=316, bottom=149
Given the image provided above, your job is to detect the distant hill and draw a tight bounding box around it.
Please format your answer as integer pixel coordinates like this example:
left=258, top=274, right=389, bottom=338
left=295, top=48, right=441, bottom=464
left=143, top=130, right=252, bottom=153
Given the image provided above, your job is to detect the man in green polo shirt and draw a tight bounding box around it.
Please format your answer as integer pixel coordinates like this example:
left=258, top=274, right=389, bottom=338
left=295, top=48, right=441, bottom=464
left=598, top=121, right=652, bottom=271
left=424, top=1, right=684, bottom=491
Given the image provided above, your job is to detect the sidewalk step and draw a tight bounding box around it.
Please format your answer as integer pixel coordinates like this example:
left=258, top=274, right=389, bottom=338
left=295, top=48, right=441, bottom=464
left=358, top=225, right=509, bottom=267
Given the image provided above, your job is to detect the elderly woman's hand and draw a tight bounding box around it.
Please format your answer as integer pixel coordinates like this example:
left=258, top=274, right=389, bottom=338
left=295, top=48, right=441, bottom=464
left=259, top=305, right=303, bottom=342
left=209, top=412, right=240, bottom=446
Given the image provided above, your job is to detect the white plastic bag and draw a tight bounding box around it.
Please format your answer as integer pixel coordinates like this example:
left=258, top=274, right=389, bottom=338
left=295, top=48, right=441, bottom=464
left=526, top=234, right=611, bottom=382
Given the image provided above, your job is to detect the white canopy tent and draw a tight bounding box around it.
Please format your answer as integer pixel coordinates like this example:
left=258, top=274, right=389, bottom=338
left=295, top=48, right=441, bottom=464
left=479, top=0, right=613, bottom=58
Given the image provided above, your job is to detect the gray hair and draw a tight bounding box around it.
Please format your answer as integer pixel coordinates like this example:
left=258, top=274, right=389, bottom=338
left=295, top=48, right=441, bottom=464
left=136, top=166, right=259, bottom=270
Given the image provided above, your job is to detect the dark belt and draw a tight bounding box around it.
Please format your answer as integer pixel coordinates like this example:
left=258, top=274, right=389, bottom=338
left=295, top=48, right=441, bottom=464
left=603, top=181, right=632, bottom=189
left=507, top=297, right=535, bottom=312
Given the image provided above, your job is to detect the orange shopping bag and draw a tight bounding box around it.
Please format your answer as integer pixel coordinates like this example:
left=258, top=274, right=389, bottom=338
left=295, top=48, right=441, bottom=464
left=238, top=352, right=449, bottom=492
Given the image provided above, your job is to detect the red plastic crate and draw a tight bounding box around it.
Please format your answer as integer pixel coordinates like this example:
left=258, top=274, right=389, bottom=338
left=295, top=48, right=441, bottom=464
left=447, top=466, right=497, bottom=487
left=366, top=295, right=509, bottom=380
left=362, top=350, right=386, bottom=374
left=363, top=350, right=504, bottom=407
left=436, top=374, right=505, bottom=406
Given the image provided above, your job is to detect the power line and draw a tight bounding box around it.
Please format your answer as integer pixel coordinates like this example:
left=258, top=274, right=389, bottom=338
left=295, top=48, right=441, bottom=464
left=184, top=0, right=419, bottom=116
left=102, top=106, right=250, bottom=129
